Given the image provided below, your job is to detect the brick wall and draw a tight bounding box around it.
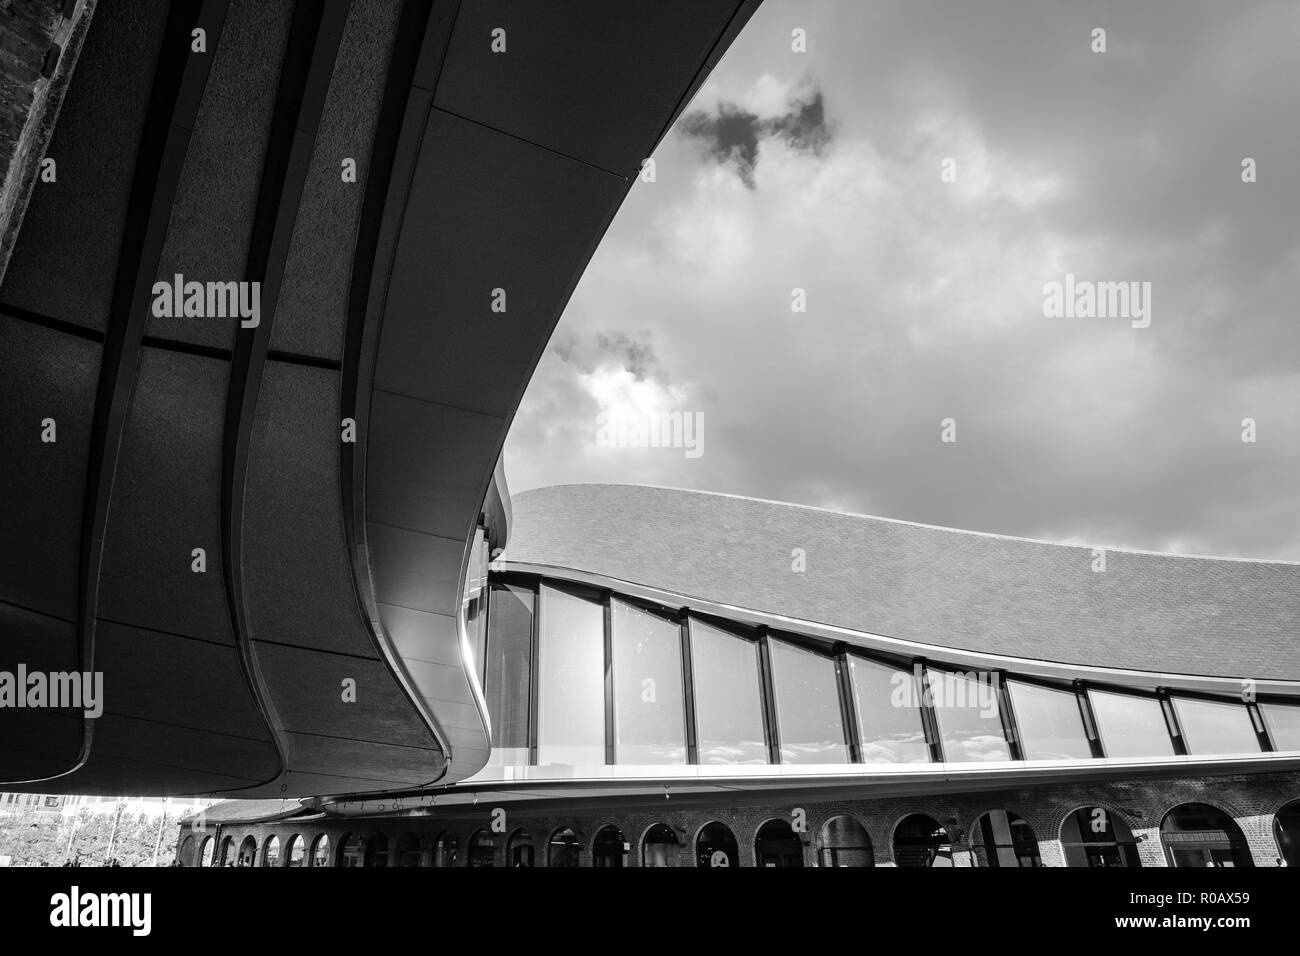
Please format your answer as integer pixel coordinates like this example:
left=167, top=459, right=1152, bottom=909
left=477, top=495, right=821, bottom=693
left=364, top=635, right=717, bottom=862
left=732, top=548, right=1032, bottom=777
left=176, top=769, right=1300, bottom=868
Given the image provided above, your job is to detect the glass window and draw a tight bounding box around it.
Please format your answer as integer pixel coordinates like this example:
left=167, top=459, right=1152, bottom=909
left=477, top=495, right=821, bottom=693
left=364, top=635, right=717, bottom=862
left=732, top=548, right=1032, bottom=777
left=642, top=824, right=680, bottom=867
left=508, top=830, right=534, bottom=867
left=286, top=834, right=305, bottom=867
left=1007, top=679, right=1093, bottom=761
left=1172, top=695, right=1260, bottom=756
left=769, top=637, right=847, bottom=764
left=1060, top=807, right=1141, bottom=868
left=486, top=582, right=534, bottom=766
left=612, top=599, right=686, bottom=764
left=537, top=583, right=605, bottom=766
left=695, top=821, right=739, bottom=867
left=893, top=814, right=952, bottom=868
left=1161, top=803, right=1253, bottom=868
left=468, top=830, right=496, bottom=868
left=593, top=826, right=627, bottom=868
left=848, top=655, right=931, bottom=763
left=972, top=811, right=1042, bottom=868
left=433, top=833, right=458, bottom=867
left=928, top=668, right=1010, bottom=762
left=261, top=836, right=280, bottom=867
left=755, top=819, right=804, bottom=868
left=820, top=815, right=873, bottom=868
left=1088, top=688, right=1175, bottom=758
left=365, top=834, right=389, bottom=868
left=548, top=827, right=581, bottom=867
left=690, top=618, right=767, bottom=764
left=1261, top=700, right=1300, bottom=751
left=310, top=834, right=330, bottom=868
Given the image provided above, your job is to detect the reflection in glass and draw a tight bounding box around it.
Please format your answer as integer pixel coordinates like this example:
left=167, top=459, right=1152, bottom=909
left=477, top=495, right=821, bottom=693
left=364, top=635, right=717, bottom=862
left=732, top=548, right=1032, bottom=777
left=690, top=619, right=767, bottom=764
left=971, top=811, right=1042, bottom=868
left=1060, top=807, right=1141, bottom=868
left=1089, top=689, right=1175, bottom=759
left=1172, top=695, right=1260, bottom=756
left=612, top=600, right=686, bottom=764
left=769, top=637, right=847, bottom=764
left=928, top=669, right=1010, bottom=762
left=486, top=583, right=534, bottom=766
left=537, top=584, right=605, bottom=766
left=848, top=655, right=931, bottom=763
left=1161, top=803, right=1253, bottom=867
left=1007, top=680, right=1093, bottom=760
left=1261, top=700, right=1300, bottom=751
left=820, top=815, right=873, bottom=867
left=1092, top=691, right=1175, bottom=759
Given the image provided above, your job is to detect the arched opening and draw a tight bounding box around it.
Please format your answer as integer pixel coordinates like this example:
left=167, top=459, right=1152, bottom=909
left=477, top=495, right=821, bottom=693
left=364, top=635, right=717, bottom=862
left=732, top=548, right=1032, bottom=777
left=310, top=834, right=330, bottom=868
left=892, top=814, right=951, bottom=868
left=198, top=836, right=213, bottom=867
left=971, top=811, right=1041, bottom=867
left=218, top=835, right=235, bottom=866
left=468, top=829, right=497, bottom=867
left=261, top=835, right=281, bottom=867
left=820, top=815, right=873, bottom=867
left=508, top=829, right=534, bottom=867
left=1060, top=807, right=1140, bottom=867
left=1274, top=800, right=1300, bottom=866
left=755, top=819, right=804, bottom=868
left=592, top=825, right=626, bottom=868
left=237, top=835, right=257, bottom=867
left=1161, top=803, right=1253, bottom=868
left=365, top=834, right=389, bottom=868
left=433, top=832, right=459, bottom=867
left=696, top=821, right=739, bottom=868
left=338, top=833, right=364, bottom=868
left=642, top=823, right=680, bottom=867
left=179, top=835, right=195, bottom=867
left=285, top=834, right=305, bottom=867
left=548, top=827, right=581, bottom=867
left=398, top=833, right=423, bottom=867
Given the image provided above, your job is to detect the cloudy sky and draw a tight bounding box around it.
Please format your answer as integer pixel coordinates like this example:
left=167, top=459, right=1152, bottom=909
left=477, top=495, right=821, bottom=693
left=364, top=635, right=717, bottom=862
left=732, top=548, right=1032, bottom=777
left=504, top=0, right=1300, bottom=561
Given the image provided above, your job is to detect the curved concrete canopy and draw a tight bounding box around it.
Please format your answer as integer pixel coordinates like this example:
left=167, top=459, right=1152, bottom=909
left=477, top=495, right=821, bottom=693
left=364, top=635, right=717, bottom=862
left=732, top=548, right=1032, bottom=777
left=0, top=0, right=761, bottom=797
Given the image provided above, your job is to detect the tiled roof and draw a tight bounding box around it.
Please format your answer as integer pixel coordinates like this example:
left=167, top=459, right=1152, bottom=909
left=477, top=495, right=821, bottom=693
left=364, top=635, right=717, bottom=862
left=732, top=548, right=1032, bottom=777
left=501, top=484, right=1300, bottom=681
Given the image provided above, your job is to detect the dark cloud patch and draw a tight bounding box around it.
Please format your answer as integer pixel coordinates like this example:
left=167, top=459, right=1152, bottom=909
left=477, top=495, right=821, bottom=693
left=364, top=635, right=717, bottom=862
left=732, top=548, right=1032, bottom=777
left=550, top=329, right=662, bottom=381
left=680, top=82, right=831, bottom=188
left=769, top=88, right=831, bottom=155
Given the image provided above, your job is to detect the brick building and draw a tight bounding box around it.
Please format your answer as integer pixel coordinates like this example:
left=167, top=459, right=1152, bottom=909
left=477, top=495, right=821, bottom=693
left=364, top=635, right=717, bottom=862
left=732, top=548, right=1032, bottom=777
left=178, top=484, right=1300, bottom=868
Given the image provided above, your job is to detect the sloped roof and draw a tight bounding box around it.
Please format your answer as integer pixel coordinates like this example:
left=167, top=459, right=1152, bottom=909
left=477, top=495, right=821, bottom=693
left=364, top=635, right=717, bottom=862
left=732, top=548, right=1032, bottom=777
left=180, top=798, right=307, bottom=826
left=502, top=484, right=1300, bottom=680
